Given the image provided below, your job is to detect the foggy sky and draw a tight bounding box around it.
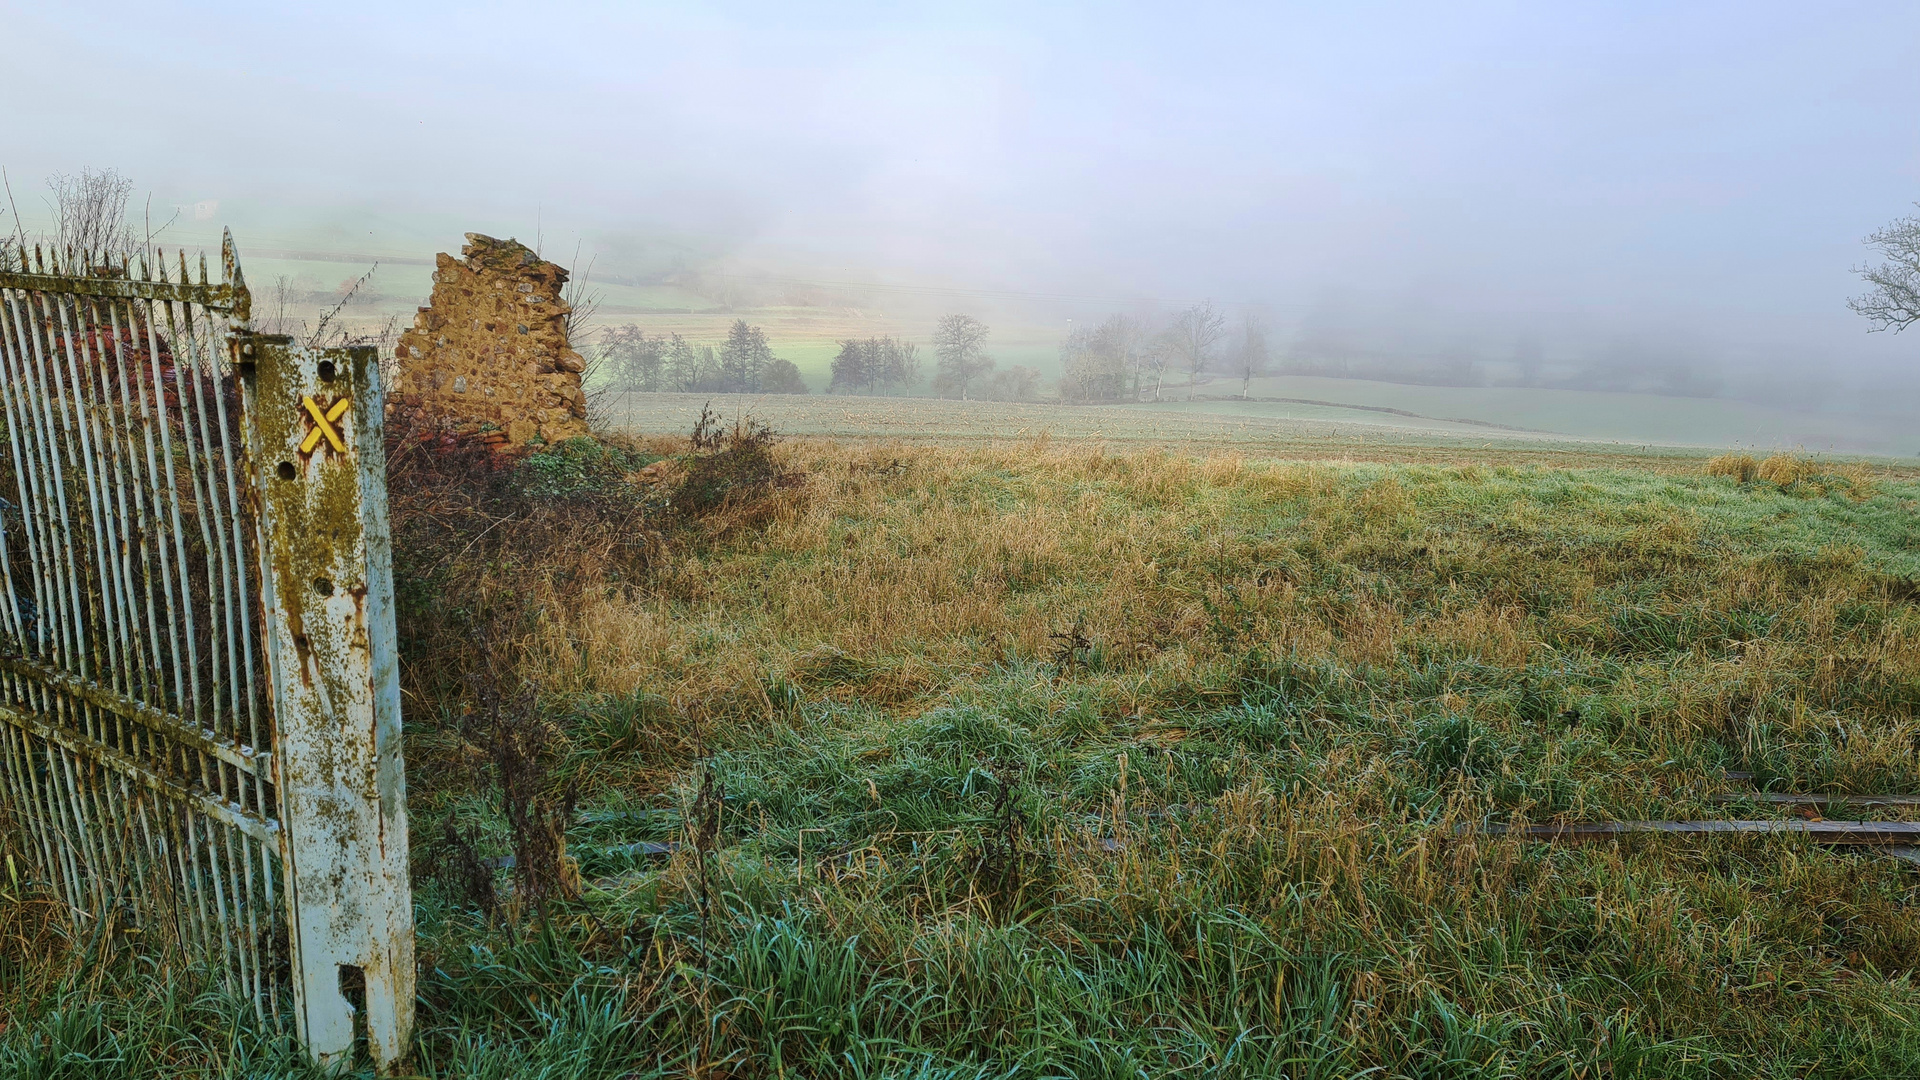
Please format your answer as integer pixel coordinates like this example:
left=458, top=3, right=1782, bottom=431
left=6, top=1, right=1919, bottom=385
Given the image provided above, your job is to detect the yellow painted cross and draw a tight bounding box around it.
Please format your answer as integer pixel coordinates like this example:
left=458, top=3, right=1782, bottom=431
left=300, top=396, right=351, bottom=454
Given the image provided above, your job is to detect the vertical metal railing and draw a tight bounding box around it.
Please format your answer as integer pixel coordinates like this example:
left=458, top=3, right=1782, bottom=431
left=0, top=235, right=284, bottom=1022
left=0, top=235, right=284, bottom=1014
left=0, top=233, right=415, bottom=1074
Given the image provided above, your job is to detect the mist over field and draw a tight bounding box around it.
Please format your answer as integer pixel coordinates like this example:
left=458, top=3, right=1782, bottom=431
left=7, top=1, right=1919, bottom=435
left=21, top=6, right=1920, bottom=1076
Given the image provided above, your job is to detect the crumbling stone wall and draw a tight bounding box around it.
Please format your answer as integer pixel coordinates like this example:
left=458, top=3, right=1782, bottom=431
left=394, top=233, right=590, bottom=448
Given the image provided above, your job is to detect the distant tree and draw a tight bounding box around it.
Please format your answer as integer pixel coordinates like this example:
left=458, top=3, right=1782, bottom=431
left=760, top=357, right=809, bottom=394
left=1059, top=322, right=1131, bottom=402
left=985, top=365, right=1042, bottom=402
left=602, top=325, right=666, bottom=391
left=829, top=336, right=920, bottom=395
left=829, top=338, right=874, bottom=394
left=879, top=337, right=921, bottom=393
left=1058, top=325, right=1101, bottom=402
left=1166, top=301, right=1227, bottom=401
left=1100, top=314, right=1151, bottom=401
left=1141, top=337, right=1171, bottom=402
left=719, top=319, right=775, bottom=392
left=662, top=334, right=705, bottom=392
left=1851, top=205, right=1920, bottom=333
left=1232, top=315, right=1269, bottom=400
left=931, top=314, right=994, bottom=400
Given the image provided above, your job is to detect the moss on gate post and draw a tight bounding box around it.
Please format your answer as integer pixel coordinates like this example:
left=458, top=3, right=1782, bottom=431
left=237, top=332, right=415, bottom=1074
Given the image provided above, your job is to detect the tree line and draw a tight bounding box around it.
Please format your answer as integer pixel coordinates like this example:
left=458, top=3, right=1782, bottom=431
left=599, top=319, right=809, bottom=394
left=829, top=314, right=1041, bottom=401
left=601, top=196, right=1920, bottom=404
left=600, top=312, right=1046, bottom=401
left=1058, top=301, right=1269, bottom=403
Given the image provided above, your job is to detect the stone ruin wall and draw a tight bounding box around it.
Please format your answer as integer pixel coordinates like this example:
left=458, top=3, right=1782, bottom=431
left=393, top=233, right=590, bottom=448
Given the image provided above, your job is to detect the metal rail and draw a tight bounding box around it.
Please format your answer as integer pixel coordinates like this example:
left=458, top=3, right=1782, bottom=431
left=0, top=235, right=281, bottom=1022
left=0, top=235, right=413, bottom=1074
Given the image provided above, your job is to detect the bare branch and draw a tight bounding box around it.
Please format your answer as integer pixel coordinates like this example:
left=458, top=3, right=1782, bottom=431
left=1849, top=205, right=1920, bottom=334
left=46, top=168, right=136, bottom=261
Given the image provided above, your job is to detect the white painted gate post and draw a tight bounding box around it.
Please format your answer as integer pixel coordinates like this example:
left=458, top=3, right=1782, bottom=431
left=238, top=335, right=415, bottom=1073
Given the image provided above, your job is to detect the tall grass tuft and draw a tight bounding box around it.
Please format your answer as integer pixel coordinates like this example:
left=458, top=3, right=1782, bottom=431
left=1757, top=452, right=1815, bottom=487
left=1705, top=452, right=1758, bottom=482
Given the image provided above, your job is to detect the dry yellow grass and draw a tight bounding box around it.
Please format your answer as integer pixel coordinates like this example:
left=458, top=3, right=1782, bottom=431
left=522, top=439, right=1920, bottom=805
left=1758, top=453, right=1815, bottom=486
left=1706, top=452, right=1758, bottom=482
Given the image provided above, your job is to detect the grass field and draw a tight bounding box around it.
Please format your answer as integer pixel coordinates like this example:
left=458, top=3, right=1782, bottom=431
left=6, top=424, right=1920, bottom=1078
left=602, top=391, right=1545, bottom=447
left=1160, top=376, right=1914, bottom=457
left=604, top=391, right=1920, bottom=473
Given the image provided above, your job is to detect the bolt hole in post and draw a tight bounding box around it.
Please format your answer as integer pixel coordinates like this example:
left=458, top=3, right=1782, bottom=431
left=314, top=578, right=335, bottom=597
left=278, top=461, right=298, bottom=481
left=317, top=359, right=338, bottom=383
left=337, top=963, right=369, bottom=1057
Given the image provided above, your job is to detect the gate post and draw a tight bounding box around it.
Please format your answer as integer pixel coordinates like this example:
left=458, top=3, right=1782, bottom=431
left=237, top=333, right=415, bottom=1073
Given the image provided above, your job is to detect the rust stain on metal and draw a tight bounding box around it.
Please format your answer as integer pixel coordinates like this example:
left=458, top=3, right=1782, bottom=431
left=242, top=334, right=413, bottom=1073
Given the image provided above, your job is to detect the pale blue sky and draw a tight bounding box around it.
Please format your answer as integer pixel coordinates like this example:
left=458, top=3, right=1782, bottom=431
left=6, top=1, right=1918, bottom=384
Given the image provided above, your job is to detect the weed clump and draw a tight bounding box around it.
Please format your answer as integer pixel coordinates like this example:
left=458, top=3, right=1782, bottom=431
left=387, top=404, right=799, bottom=698
left=1709, top=451, right=1881, bottom=500
left=1757, top=452, right=1814, bottom=487
left=1705, top=452, right=1758, bottom=482
left=674, top=403, right=796, bottom=520
left=386, top=415, right=667, bottom=693
left=460, top=671, right=581, bottom=916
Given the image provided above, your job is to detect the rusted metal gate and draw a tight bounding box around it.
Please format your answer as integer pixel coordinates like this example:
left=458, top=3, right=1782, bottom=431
left=0, top=235, right=413, bottom=1073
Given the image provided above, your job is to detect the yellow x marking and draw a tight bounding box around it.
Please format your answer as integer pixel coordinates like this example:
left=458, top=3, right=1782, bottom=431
left=299, top=396, right=351, bottom=454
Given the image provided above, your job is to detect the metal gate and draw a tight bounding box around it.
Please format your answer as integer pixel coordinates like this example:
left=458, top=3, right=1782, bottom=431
left=0, top=235, right=413, bottom=1072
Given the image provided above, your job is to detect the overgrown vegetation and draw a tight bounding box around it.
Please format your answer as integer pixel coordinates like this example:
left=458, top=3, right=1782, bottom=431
left=7, top=435, right=1920, bottom=1077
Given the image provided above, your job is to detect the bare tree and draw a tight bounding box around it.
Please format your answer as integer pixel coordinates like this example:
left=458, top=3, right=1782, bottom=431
left=932, top=313, right=994, bottom=400
left=602, top=325, right=667, bottom=391
left=1850, top=205, right=1920, bottom=333
left=261, top=275, right=305, bottom=337
left=884, top=338, right=922, bottom=393
left=1101, top=314, right=1151, bottom=401
left=1058, top=325, right=1106, bottom=402
left=1166, top=300, right=1227, bottom=401
left=48, top=168, right=136, bottom=260
left=1141, top=337, right=1171, bottom=402
left=1233, top=314, right=1269, bottom=399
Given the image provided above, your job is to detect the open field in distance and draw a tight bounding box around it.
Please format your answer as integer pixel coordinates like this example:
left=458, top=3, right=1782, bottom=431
left=606, top=391, right=1920, bottom=472
left=218, top=240, right=1911, bottom=458
left=1168, top=376, right=1915, bottom=457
